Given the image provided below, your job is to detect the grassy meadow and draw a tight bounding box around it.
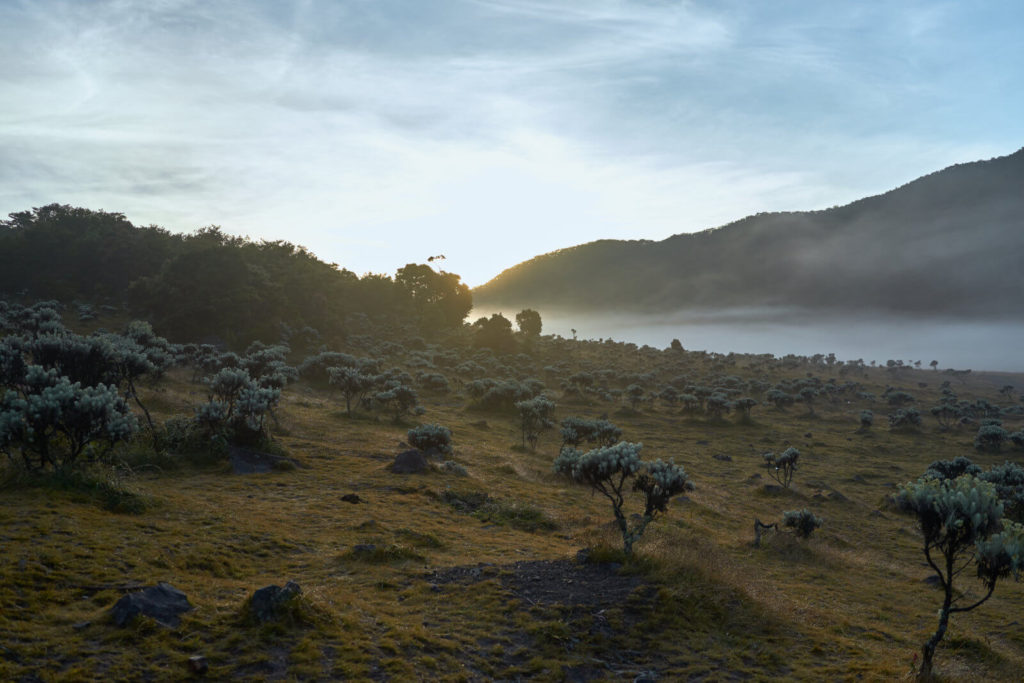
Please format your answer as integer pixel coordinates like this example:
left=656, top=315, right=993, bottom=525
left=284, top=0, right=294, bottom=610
left=2, top=318, right=1023, bottom=681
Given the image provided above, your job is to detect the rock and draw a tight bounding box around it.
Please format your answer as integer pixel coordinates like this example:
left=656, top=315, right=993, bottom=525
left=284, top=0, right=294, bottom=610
left=391, top=449, right=428, bottom=474
left=109, top=582, right=192, bottom=628
left=695, top=440, right=709, bottom=445
left=229, top=445, right=299, bottom=474
left=712, top=453, right=732, bottom=462
left=763, top=484, right=785, bottom=494
left=188, top=655, right=209, bottom=675
left=341, top=493, right=362, bottom=504
left=249, top=581, right=302, bottom=623
left=923, top=575, right=942, bottom=587
left=72, top=621, right=91, bottom=631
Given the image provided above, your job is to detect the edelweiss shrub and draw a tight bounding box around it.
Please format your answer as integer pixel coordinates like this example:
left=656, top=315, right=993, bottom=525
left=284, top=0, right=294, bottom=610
left=559, top=417, right=622, bottom=450
left=554, top=441, right=693, bottom=555
left=897, top=476, right=1024, bottom=677
left=373, top=383, right=420, bottom=422
left=782, top=509, right=822, bottom=538
left=328, top=366, right=378, bottom=415
left=407, top=423, right=453, bottom=457
left=888, top=408, right=922, bottom=429
left=515, top=396, right=555, bottom=450
left=974, top=424, right=1009, bottom=452
left=763, top=447, right=800, bottom=489
left=0, top=366, right=137, bottom=473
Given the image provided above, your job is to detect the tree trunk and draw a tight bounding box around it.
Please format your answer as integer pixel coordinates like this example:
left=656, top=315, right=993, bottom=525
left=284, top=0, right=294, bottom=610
left=919, top=589, right=953, bottom=679
left=613, top=506, right=631, bottom=555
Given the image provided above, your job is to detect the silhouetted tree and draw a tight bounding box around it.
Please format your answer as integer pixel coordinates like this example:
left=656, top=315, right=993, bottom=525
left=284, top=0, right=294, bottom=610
left=514, top=309, right=542, bottom=337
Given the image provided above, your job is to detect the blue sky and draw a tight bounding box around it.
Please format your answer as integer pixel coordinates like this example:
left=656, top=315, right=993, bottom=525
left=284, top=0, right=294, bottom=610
left=1, top=0, right=1021, bottom=286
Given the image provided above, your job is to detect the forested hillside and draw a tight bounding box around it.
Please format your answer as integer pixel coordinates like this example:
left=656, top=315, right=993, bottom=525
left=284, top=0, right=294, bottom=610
left=474, top=148, right=1024, bottom=317
left=0, top=204, right=471, bottom=346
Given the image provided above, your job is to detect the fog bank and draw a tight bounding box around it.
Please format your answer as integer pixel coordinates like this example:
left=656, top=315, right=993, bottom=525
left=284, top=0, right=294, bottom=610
left=473, top=307, right=1024, bottom=373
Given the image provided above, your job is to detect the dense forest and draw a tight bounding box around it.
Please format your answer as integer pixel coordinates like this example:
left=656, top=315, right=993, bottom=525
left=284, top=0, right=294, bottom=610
left=0, top=204, right=472, bottom=346
left=474, top=147, right=1024, bottom=317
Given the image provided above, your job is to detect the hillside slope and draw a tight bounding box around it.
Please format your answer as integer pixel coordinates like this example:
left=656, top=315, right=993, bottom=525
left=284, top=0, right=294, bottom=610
left=474, top=148, right=1024, bottom=317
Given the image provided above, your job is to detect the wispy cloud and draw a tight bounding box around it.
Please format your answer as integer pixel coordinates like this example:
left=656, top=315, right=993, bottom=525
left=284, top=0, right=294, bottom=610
left=1, top=0, right=1021, bottom=285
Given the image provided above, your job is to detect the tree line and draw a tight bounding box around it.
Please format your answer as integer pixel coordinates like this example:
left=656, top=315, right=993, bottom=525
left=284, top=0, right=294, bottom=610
left=0, top=204, right=472, bottom=347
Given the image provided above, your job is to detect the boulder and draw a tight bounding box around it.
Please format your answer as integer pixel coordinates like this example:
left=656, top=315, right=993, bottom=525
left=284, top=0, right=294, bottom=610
left=249, top=581, right=302, bottom=623
left=391, top=449, right=428, bottom=474
left=109, top=582, right=192, bottom=628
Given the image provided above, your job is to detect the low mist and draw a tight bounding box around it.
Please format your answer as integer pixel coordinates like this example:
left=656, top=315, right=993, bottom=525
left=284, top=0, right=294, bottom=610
left=475, top=306, right=1024, bottom=373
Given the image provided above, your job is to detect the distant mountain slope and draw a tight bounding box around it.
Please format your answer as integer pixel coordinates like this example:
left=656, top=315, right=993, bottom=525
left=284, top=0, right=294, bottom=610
left=474, top=148, right=1024, bottom=317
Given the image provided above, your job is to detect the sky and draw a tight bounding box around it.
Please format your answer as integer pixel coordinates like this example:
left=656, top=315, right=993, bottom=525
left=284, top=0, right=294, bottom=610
left=1, top=1, right=1022, bottom=287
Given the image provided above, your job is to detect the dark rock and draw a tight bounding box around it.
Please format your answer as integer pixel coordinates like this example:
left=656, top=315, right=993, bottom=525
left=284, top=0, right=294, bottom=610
left=712, top=453, right=732, bottom=462
left=249, top=581, right=302, bottom=623
left=351, top=544, right=377, bottom=556
left=696, top=440, right=709, bottom=445
left=109, top=582, right=192, bottom=628
left=391, top=449, right=428, bottom=474
left=763, top=484, right=785, bottom=493
left=229, top=445, right=299, bottom=474
left=72, top=621, right=91, bottom=631
left=923, top=575, right=942, bottom=587
left=188, top=655, right=209, bottom=675
left=341, top=493, right=362, bottom=504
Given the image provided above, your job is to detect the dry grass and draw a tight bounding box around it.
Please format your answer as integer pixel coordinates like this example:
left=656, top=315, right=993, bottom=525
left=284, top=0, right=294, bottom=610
left=1, top=349, right=1023, bottom=681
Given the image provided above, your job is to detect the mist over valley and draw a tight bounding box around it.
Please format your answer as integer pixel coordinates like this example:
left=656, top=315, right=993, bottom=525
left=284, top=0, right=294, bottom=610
left=473, top=306, right=1024, bottom=373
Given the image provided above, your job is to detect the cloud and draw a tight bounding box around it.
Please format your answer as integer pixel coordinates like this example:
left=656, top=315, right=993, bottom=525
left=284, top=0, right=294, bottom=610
left=0, top=0, right=1021, bottom=288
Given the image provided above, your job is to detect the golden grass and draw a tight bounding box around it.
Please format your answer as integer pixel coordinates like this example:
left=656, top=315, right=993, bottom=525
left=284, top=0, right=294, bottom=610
left=1, top=350, right=1023, bottom=680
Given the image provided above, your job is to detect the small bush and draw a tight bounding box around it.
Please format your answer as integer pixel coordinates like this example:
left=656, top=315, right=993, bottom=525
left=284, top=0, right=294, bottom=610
left=473, top=499, right=558, bottom=532
left=440, top=460, right=468, bottom=476
left=782, top=509, right=822, bottom=538
left=343, top=543, right=425, bottom=563
left=407, top=423, right=453, bottom=457
left=888, top=408, right=922, bottom=429
left=441, top=488, right=556, bottom=532
left=923, top=456, right=981, bottom=481
left=974, top=424, right=1009, bottom=452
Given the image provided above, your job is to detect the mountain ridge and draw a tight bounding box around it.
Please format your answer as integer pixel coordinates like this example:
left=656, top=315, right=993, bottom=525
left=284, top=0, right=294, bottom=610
left=474, top=148, right=1024, bottom=317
